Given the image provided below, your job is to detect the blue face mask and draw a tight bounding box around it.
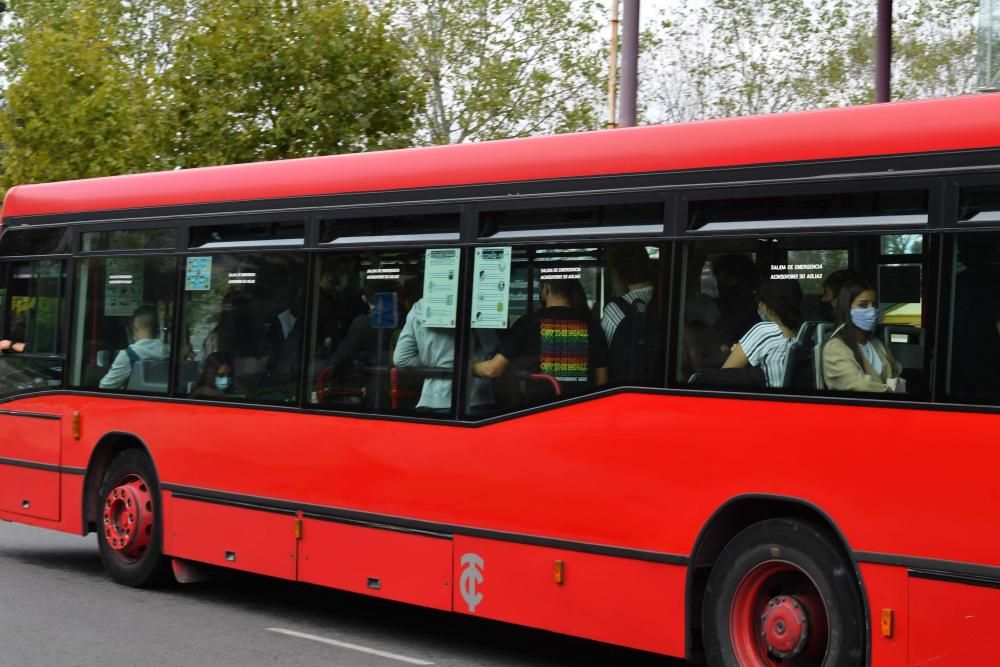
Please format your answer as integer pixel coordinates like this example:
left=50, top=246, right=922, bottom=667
left=214, top=376, right=231, bottom=391
left=850, top=306, right=880, bottom=332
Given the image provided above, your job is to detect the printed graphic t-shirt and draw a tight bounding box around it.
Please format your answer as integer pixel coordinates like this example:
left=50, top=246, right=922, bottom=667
left=498, top=306, right=609, bottom=386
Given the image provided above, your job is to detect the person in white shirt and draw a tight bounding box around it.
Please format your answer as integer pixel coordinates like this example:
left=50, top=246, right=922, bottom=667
left=99, top=306, right=167, bottom=389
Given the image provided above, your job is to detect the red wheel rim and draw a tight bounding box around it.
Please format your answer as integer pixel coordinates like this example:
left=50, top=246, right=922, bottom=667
left=102, top=474, right=154, bottom=562
left=730, top=560, right=830, bottom=666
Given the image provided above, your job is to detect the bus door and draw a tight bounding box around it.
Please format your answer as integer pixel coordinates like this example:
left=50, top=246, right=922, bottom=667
left=0, top=258, right=67, bottom=520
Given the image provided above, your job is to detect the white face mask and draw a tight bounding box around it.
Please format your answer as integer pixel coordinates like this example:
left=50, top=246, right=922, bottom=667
left=214, top=376, right=231, bottom=391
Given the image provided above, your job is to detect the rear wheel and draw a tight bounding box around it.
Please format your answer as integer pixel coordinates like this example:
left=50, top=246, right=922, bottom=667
left=96, top=449, right=173, bottom=587
left=702, top=518, right=865, bottom=667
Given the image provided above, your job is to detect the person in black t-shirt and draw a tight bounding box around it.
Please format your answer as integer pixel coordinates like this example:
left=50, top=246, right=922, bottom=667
left=474, top=278, right=609, bottom=393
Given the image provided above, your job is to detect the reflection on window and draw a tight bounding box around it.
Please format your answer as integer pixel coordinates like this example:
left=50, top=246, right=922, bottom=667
left=0, top=228, right=71, bottom=256
left=179, top=254, right=306, bottom=404
left=880, top=234, right=923, bottom=255
left=71, top=257, right=176, bottom=394
left=82, top=228, right=176, bottom=252
left=959, top=185, right=1000, bottom=223
left=679, top=238, right=926, bottom=397
left=309, top=249, right=456, bottom=417
left=948, top=233, right=1000, bottom=402
left=0, top=260, right=66, bottom=397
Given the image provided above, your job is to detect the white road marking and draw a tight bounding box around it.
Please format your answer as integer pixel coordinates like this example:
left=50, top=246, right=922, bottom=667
left=266, top=627, right=435, bottom=665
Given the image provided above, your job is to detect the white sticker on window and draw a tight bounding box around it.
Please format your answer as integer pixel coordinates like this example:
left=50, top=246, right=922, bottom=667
left=422, top=248, right=460, bottom=328
left=470, top=247, right=512, bottom=329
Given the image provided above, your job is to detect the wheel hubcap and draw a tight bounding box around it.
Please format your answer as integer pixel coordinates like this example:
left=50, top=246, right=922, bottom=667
left=103, top=475, right=153, bottom=561
left=730, top=560, right=830, bottom=666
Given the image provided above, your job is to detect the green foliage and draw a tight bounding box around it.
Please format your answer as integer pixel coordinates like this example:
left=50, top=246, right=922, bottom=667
left=392, top=0, right=606, bottom=143
left=168, top=0, right=422, bottom=167
left=0, top=0, right=423, bottom=192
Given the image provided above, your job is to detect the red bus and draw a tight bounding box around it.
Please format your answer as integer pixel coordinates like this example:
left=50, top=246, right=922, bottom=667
left=2, top=94, right=1000, bottom=666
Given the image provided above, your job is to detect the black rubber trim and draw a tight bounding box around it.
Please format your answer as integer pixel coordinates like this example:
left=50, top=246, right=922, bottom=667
left=908, top=568, right=1000, bottom=590
left=162, top=483, right=686, bottom=564
left=856, top=551, right=1000, bottom=581
left=0, top=409, right=60, bottom=421
left=0, top=456, right=60, bottom=473
left=169, top=490, right=298, bottom=516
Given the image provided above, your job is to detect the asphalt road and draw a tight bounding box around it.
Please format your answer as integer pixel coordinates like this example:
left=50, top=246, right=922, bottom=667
left=0, top=521, right=689, bottom=667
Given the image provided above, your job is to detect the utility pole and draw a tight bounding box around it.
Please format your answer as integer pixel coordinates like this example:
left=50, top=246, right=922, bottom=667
left=618, top=0, right=640, bottom=127
left=875, top=0, right=892, bottom=103
left=607, top=0, right=620, bottom=129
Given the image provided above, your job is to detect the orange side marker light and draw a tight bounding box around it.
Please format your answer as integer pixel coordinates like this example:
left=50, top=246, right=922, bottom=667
left=881, top=608, right=894, bottom=638
left=553, top=560, right=565, bottom=585
left=71, top=411, right=82, bottom=441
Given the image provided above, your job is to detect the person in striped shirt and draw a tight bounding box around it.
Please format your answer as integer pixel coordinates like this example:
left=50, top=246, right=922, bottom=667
left=721, top=278, right=803, bottom=388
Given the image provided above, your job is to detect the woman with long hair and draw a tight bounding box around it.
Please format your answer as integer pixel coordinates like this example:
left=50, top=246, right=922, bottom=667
left=822, top=278, right=903, bottom=392
left=722, top=277, right=804, bottom=388
left=191, top=352, right=241, bottom=398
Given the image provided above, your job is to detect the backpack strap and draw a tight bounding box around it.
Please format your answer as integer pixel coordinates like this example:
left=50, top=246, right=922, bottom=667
left=124, top=347, right=140, bottom=366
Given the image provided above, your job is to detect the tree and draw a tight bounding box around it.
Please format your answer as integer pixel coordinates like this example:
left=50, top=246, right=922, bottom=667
left=0, top=0, right=169, bottom=189
left=392, top=0, right=606, bottom=144
left=641, top=0, right=979, bottom=125
left=167, top=0, right=423, bottom=168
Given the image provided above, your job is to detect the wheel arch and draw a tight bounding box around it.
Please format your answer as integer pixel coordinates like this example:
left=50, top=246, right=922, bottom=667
left=81, top=431, right=158, bottom=534
left=684, top=494, right=871, bottom=665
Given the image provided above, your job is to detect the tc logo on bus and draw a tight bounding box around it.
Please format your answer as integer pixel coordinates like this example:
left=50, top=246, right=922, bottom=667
left=460, top=553, right=484, bottom=613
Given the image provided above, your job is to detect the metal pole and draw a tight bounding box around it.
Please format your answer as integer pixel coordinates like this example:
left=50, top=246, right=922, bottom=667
left=618, top=0, right=640, bottom=127
left=875, top=0, right=892, bottom=103
left=607, top=0, right=620, bottom=129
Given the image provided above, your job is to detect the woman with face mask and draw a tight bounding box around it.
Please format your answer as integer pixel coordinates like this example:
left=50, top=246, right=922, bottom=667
left=822, top=279, right=904, bottom=393
left=191, top=352, right=241, bottom=399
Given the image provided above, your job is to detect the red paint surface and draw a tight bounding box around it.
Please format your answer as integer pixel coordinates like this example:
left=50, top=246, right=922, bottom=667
left=3, top=95, right=1000, bottom=220
left=299, top=519, right=453, bottom=611
left=452, top=535, right=686, bottom=656
left=3, top=390, right=1000, bottom=658
left=861, top=563, right=909, bottom=667
left=162, top=495, right=297, bottom=580
left=0, top=416, right=61, bottom=520
left=909, top=576, right=1000, bottom=666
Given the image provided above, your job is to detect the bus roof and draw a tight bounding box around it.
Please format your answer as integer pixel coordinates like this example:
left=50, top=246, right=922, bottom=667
left=3, top=94, right=1000, bottom=221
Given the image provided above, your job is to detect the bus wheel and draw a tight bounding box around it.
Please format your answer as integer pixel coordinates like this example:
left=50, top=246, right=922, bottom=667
left=96, top=450, right=173, bottom=587
left=701, top=518, right=864, bottom=667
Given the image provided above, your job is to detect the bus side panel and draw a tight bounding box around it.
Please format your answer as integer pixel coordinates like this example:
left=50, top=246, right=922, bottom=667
left=908, top=576, right=1000, bottom=667
left=161, top=494, right=297, bottom=581
left=860, top=563, right=909, bottom=667
left=0, top=414, right=61, bottom=520
left=452, top=535, right=685, bottom=658
left=299, top=518, right=453, bottom=611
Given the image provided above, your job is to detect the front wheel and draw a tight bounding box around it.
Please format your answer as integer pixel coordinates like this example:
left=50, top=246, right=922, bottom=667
left=702, top=518, right=865, bottom=667
left=96, top=449, right=173, bottom=587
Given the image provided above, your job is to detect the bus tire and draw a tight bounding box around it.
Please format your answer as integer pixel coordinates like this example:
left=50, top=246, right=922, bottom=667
left=701, top=518, right=864, bottom=667
left=96, top=449, right=173, bottom=587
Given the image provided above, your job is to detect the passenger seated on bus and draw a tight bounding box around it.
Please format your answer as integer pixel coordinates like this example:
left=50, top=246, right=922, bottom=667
left=0, top=340, right=26, bottom=353
left=393, top=297, right=493, bottom=414
left=99, top=305, right=167, bottom=389
left=191, top=352, right=242, bottom=399
left=709, top=253, right=760, bottom=367
left=722, top=278, right=803, bottom=388
left=473, top=277, right=609, bottom=394
left=819, top=268, right=865, bottom=321
left=601, top=245, right=659, bottom=384
left=822, top=279, right=903, bottom=393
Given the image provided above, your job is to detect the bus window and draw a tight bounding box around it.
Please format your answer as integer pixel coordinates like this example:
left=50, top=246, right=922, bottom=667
left=463, top=243, right=665, bottom=417
left=679, top=236, right=929, bottom=397
left=71, top=257, right=177, bottom=394
left=309, top=249, right=443, bottom=416
left=0, top=260, right=66, bottom=396
left=948, top=233, right=1000, bottom=403
left=178, top=254, right=306, bottom=404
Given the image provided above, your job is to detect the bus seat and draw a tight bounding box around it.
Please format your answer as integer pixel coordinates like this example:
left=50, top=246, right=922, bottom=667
left=178, top=360, right=201, bottom=395
left=813, top=322, right=837, bottom=389
left=882, top=325, right=924, bottom=371
left=781, top=321, right=824, bottom=389
left=127, top=359, right=170, bottom=393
